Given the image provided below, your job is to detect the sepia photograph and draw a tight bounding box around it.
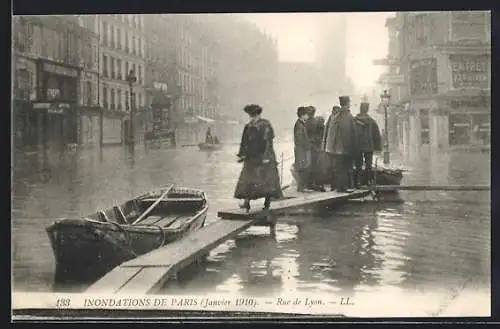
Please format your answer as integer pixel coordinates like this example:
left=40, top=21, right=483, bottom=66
left=11, top=11, right=491, bottom=321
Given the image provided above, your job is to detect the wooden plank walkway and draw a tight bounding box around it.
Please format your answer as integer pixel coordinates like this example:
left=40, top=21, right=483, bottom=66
left=217, top=188, right=370, bottom=220
left=87, top=219, right=257, bottom=294
left=86, top=188, right=371, bottom=295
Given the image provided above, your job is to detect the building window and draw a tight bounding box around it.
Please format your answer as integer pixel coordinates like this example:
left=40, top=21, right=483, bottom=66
left=132, top=35, right=136, bottom=55
left=117, top=59, right=122, bottom=79
left=116, top=27, right=122, bottom=50
left=420, top=109, right=430, bottom=145
left=110, top=88, right=115, bottom=109
left=86, top=80, right=92, bottom=105
left=449, top=113, right=471, bottom=145
left=138, top=65, right=142, bottom=84
left=138, top=37, right=142, bottom=57
left=138, top=93, right=142, bottom=107
left=110, top=57, right=115, bottom=79
left=117, top=89, right=122, bottom=109
left=125, top=30, right=129, bottom=53
left=102, top=86, right=108, bottom=108
left=102, top=21, right=108, bottom=46
left=110, top=24, right=115, bottom=48
left=125, top=62, right=130, bottom=79
left=102, top=55, right=108, bottom=77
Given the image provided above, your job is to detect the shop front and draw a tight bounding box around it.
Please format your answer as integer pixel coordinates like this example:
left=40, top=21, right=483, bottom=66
left=13, top=55, right=38, bottom=150
left=447, top=96, right=491, bottom=147
left=34, top=59, right=81, bottom=151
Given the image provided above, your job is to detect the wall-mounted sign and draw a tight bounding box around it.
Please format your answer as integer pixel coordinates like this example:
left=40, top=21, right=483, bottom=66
left=42, top=62, right=79, bottom=78
left=33, top=102, right=70, bottom=114
left=449, top=54, right=490, bottom=89
left=409, top=58, right=438, bottom=96
left=153, top=81, right=168, bottom=93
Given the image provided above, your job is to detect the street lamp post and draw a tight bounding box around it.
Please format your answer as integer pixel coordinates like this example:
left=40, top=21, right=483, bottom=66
left=127, top=69, right=137, bottom=147
left=380, top=89, right=391, bottom=165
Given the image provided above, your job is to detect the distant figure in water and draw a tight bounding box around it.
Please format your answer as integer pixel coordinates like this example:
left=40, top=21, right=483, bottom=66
left=205, top=127, right=213, bottom=144
left=204, top=127, right=220, bottom=144
left=234, top=104, right=283, bottom=211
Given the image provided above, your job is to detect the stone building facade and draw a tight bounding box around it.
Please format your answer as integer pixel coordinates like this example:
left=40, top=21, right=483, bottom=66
left=375, top=11, right=491, bottom=159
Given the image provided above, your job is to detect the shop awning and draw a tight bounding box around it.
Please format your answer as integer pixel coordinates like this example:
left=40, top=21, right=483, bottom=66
left=196, top=115, right=215, bottom=123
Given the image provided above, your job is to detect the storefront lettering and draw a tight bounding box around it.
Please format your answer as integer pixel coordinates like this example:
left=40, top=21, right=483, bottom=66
left=410, top=58, right=438, bottom=96
left=153, top=82, right=168, bottom=93
left=449, top=55, right=490, bottom=89
left=43, top=62, right=79, bottom=78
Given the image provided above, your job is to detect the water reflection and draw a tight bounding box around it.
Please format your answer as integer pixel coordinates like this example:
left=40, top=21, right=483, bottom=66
left=11, top=144, right=490, bottom=296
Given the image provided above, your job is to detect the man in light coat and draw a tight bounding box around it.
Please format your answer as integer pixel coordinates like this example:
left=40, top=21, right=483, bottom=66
left=322, top=96, right=359, bottom=193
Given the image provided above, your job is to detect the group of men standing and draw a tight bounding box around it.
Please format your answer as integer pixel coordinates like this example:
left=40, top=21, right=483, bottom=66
left=294, top=96, right=382, bottom=193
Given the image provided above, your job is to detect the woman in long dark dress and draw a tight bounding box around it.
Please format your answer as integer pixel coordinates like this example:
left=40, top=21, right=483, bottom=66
left=234, top=104, right=283, bottom=211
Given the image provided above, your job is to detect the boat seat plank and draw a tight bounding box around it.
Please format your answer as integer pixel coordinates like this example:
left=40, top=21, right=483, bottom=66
left=122, top=219, right=255, bottom=268
left=116, top=266, right=172, bottom=294
left=217, top=189, right=370, bottom=220
left=154, top=214, right=185, bottom=228
left=136, top=214, right=178, bottom=226
left=85, top=266, right=142, bottom=294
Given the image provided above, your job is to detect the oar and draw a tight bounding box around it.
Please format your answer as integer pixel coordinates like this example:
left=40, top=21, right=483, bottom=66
left=132, top=184, right=174, bottom=225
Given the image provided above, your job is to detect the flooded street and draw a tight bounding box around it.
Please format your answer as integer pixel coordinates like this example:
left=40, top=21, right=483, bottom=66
left=11, top=142, right=490, bottom=299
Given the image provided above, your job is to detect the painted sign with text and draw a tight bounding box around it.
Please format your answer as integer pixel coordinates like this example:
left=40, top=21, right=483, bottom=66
left=449, top=54, right=490, bottom=89
left=409, top=58, right=438, bottom=96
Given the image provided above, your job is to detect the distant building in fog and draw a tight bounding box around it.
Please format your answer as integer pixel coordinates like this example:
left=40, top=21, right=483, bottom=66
left=315, top=14, right=354, bottom=98
left=277, top=61, right=323, bottom=136
left=375, top=11, right=491, bottom=157
left=143, top=15, right=219, bottom=146
left=209, top=16, right=279, bottom=124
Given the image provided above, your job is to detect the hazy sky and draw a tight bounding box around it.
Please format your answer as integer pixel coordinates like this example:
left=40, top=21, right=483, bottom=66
left=240, top=12, right=394, bottom=91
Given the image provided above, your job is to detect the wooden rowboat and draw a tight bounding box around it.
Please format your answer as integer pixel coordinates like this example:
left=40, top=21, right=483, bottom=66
left=198, top=142, right=223, bottom=151
left=373, top=167, right=404, bottom=186
left=46, top=185, right=208, bottom=284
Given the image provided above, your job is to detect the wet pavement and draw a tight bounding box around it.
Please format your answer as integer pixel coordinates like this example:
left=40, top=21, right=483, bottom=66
left=11, top=142, right=490, bottom=299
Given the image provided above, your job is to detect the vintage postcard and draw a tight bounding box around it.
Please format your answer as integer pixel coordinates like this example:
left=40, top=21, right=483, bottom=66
left=11, top=11, right=491, bottom=321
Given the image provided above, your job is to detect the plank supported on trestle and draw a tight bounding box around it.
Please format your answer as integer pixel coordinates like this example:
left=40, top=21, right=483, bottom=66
left=86, top=219, right=259, bottom=294
left=217, top=189, right=370, bottom=220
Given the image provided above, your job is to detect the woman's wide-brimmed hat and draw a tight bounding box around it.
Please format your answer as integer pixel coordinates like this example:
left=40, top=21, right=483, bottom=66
left=297, top=106, right=308, bottom=117
left=243, top=104, right=263, bottom=116
left=306, top=106, right=316, bottom=115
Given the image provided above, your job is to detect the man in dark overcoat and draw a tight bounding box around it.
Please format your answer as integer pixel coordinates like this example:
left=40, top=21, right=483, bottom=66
left=294, top=106, right=311, bottom=192
left=354, top=102, right=382, bottom=186
left=322, top=96, right=359, bottom=193
left=305, top=106, right=325, bottom=191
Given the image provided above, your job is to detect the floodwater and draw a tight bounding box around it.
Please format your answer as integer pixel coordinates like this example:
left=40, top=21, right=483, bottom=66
left=11, top=141, right=491, bottom=310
